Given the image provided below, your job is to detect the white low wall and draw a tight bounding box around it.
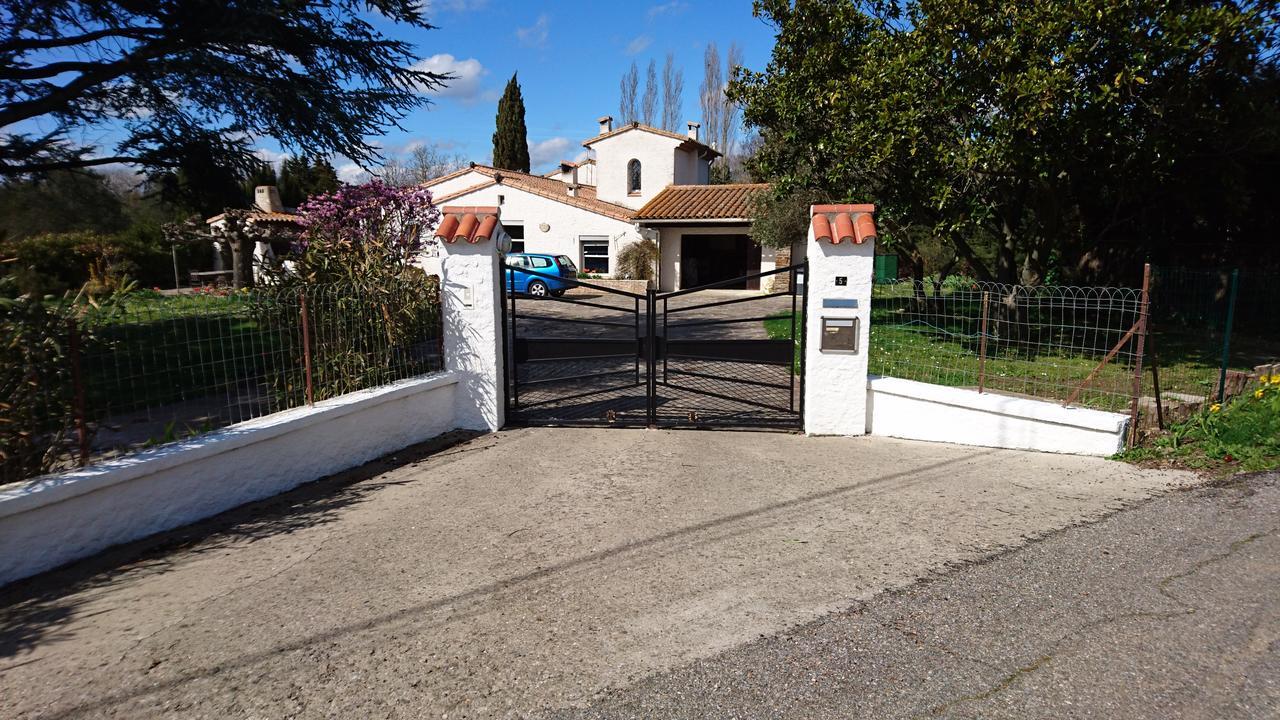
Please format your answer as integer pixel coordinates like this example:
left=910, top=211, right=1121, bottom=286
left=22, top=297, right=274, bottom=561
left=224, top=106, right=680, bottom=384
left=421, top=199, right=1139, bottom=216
left=867, top=376, right=1129, bottom=456
left=0, top=372, right=460, bottom=586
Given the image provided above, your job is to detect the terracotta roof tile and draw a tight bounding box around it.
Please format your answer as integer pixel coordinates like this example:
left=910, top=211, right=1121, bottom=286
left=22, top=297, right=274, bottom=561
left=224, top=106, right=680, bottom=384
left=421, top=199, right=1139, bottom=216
left=428, top=164, right=632, bottom=222
left=205, top=210, right=301, bottom=225
left=435, top=205, right=502, bottom=244
left=633, top=184, right=770, bottom=221
left=809, top=204, right=877, bottom=245
left=581, top=122, right=722, bottom=158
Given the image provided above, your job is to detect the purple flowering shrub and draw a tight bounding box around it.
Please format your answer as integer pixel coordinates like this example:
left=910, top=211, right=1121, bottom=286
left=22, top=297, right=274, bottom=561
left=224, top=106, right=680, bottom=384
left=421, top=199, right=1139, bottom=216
left=288, top=180, right=441, bottom=287
left=254, top=180, right=443, bottom=403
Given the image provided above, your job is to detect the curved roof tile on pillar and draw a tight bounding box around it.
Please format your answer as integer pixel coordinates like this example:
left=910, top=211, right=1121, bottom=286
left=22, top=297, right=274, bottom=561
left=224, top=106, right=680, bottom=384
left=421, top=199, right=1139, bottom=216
left=810, top=204, right=877, bottom=244
left=433, top=205, right=501, bottom=244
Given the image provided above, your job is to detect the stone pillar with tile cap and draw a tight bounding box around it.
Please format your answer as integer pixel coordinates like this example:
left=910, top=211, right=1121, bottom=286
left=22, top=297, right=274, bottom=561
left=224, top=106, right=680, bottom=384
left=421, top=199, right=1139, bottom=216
left=434, top=205, right=508, bottom=431
left=803, top=204, right=877, bottom=436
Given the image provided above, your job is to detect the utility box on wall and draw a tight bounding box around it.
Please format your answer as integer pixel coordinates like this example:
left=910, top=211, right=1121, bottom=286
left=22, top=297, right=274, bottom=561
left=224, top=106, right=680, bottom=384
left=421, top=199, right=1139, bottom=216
left=820, top=317, right=859, bottom=353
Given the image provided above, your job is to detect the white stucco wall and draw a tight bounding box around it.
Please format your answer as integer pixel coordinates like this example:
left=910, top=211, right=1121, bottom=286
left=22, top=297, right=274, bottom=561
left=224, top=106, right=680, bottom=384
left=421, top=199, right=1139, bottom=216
left=0, top=373, right=460, bottom=586
left=867, top=376, right=1130, bottom=456
left=440, top=182, right=642, bottom=276
left=440, top=238, right=505, bottom=431
left=592, top=129, right=684, bottom=208
left=803, top=223, right=875, bottom=436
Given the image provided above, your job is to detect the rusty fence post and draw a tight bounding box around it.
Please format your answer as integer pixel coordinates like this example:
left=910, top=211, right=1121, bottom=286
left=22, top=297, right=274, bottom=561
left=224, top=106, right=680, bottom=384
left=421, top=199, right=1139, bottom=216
left=300, top=291, right=314, bottom=407
left=66, top=317, right=90, bottom=466
left=978, top=290, right=990, bottom=393
left=1127, top=263, right=1152, bottom=448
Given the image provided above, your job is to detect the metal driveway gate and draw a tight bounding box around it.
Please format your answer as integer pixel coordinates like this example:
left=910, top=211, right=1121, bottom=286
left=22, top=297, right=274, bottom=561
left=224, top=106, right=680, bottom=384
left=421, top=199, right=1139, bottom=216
left=503, top=263, right=806, bottom=430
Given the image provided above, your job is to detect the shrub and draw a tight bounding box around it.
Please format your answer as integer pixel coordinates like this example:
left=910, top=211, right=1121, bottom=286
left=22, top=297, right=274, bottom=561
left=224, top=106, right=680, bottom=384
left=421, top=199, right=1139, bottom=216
left=615, top=238, right=659, bottom=281
left=0, top=230, right=170, bottom=297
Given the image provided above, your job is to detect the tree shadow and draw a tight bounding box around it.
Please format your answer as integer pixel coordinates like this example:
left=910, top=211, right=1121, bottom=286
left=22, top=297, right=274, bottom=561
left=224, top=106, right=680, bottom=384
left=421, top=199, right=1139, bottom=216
left=0, top=428, right=483, bottom=661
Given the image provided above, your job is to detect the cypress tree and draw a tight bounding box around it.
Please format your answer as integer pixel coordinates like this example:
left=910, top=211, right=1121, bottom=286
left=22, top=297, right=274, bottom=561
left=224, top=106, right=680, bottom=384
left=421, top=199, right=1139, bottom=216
left=492, top=73, right=530, bottom=173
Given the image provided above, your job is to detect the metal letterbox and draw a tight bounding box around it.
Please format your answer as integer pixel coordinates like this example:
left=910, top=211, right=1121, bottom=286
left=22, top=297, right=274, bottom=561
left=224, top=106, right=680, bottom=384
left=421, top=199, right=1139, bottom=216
left=820, top=317, right=859, bottom=353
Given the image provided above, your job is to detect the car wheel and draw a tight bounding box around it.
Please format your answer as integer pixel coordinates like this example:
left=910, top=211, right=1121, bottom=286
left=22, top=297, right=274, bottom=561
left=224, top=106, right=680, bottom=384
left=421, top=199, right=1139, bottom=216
left=527, top=280, right=549, bottom=298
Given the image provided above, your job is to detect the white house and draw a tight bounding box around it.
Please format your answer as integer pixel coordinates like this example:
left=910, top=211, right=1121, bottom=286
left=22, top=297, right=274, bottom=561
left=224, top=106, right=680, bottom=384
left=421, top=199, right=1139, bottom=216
left=421, top=117, right=788, bottom=291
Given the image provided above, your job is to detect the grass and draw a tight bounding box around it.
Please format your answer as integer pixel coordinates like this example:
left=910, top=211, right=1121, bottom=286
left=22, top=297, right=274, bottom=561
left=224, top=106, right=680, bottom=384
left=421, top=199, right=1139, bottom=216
left=1116, top=376, right=1280, bottom=474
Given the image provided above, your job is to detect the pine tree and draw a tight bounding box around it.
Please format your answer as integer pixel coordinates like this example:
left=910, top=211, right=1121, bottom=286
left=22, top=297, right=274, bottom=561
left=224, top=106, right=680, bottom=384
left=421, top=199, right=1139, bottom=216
left=492, top=73, right=530, bottom=173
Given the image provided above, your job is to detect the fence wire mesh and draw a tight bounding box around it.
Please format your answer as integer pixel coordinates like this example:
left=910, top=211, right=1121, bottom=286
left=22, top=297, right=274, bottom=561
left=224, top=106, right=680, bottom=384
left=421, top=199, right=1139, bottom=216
left=3, top=281, right=442, bottom=485
left=869, top=279, right=1145, bottom=412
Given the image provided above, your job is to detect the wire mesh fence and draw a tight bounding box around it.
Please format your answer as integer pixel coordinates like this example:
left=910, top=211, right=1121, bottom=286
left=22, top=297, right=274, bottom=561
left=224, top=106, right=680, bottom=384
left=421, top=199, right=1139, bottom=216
left=2, top=280, right=442, bottom=485
left=1149, top=267, right=1280, bottom=405
left=869, top=278, right=1146, bottom=413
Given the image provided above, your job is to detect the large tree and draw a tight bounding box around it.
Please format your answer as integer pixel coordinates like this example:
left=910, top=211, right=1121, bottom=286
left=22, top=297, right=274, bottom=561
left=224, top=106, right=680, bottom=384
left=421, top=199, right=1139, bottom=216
left=492, top=73, right=530, bottom=173
left=0, top=0, right=447, bottom=181
left=732, top=0, right=1280, bottom=284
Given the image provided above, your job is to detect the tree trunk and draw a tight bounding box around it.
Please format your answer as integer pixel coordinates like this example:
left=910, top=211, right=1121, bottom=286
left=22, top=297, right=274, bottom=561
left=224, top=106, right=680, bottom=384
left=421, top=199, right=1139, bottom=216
left=230, top=236, right=254, bottom=289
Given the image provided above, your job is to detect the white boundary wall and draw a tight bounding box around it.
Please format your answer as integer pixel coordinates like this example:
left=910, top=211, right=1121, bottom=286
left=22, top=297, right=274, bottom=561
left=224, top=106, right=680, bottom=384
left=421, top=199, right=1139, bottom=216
left=867, top=376, right=1129, bottom=456
left=0, top=373, right=460, bottom=586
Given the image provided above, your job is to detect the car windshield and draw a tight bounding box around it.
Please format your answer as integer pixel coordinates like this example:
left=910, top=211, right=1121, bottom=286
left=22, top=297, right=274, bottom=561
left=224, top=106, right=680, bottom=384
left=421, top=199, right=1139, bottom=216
left=556, top=255, right=578, bottom=272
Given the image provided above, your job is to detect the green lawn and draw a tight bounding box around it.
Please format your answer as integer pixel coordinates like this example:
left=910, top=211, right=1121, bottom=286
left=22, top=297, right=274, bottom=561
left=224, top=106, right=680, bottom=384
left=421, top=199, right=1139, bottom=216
left=763, top=293, right=1276, bottom=415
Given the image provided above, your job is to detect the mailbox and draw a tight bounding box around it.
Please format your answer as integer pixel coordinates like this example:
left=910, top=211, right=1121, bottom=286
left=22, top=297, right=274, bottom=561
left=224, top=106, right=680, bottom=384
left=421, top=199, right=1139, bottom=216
left=820, top=317, right=859, bottom=353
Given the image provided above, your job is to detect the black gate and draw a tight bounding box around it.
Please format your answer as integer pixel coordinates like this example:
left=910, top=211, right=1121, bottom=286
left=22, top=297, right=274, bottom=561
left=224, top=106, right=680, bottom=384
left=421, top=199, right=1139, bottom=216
left=503, top=262, right=806, bottom=430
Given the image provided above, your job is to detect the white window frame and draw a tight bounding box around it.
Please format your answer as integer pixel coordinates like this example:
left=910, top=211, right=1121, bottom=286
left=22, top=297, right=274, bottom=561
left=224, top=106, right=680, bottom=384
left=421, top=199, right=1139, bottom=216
left=579, top=236, right=610, bottom=275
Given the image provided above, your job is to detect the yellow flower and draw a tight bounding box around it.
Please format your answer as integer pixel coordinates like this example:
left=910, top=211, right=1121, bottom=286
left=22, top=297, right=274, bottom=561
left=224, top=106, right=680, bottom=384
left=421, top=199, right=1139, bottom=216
left=1257, top=389, right=1266, bottom=400
left=1272, top=376, right=1280, bottom=386
left=1262, top=375, right=1272, bottom=384
left=1210, top=403, right=1222, bottom=413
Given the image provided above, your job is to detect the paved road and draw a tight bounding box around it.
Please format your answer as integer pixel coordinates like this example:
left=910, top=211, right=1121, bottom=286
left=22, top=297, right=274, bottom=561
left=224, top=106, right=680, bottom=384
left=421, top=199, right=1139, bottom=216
left=0, top=430, right=1190, bottom=719
left=551, top=471, right=1280, bottom=719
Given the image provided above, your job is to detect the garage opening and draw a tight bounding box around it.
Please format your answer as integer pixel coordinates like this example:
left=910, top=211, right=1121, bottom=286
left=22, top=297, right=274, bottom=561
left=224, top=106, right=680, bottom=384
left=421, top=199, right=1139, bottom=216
left=679, top=234, right=762, bottom=290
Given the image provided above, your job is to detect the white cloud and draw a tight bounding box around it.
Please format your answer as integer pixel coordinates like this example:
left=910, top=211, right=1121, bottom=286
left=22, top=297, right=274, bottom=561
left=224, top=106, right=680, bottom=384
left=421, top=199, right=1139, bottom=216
left=528, top=137, right=574, bottom=168
left=425, top=0, right=489, bottom=12
left=337, top=163, right=371, bottom=184
left=254, top=147, right=289, bottom=168
left=624, top=34, right=653, bottom=55
left=516, top=14, right=550, bottom=49
left=412, top=53, right=492, bottom=105
left=647, top=1, right=687, bottom=20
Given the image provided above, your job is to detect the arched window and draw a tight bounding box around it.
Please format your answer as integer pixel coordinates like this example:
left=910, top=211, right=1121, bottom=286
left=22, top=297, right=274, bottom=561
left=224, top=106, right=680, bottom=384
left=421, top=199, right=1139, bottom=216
left=627, top=159, right=641, bottom=194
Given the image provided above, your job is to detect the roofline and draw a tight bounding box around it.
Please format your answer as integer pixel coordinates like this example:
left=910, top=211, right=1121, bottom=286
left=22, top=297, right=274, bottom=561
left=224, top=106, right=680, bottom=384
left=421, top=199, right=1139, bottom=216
left=634, top=217, right=753, bottom=225
left=432, top=172, right=634, bottom=222
left=419, top=164, right=481, bottom=188
left=581, top=122, right=722, bottom=159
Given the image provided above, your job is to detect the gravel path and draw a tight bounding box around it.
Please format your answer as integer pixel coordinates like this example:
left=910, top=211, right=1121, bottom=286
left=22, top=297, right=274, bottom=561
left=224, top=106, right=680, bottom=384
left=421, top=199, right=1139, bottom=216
left=548, top=472, right=1280, bottom=719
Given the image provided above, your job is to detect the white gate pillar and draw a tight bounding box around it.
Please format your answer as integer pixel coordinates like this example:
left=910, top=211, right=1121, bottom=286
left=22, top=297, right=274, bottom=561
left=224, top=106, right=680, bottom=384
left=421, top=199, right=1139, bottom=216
left=436, top=206, right=507, bottom=431
left=803, top=204, right=878, bottom=436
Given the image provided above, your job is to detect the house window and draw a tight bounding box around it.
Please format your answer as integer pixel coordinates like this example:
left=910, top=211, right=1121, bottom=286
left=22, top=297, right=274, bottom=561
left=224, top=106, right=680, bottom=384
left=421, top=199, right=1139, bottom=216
left=580, top=237, right=610, bottom=274
left=506, top=223, right=525, bottom=254
left=627, top=159, right=641, bottom=195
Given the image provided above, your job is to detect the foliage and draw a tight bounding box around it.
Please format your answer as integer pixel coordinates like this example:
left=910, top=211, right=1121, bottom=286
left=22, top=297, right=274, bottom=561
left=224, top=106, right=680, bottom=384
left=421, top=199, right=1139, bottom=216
left=0, top=230, right=161, bottom=297
left=748, top=185, right=824, bottom=249
left=381, top=143, right=469, bottom=186
left=615, top=238, right=659, bottom=281
left=260, top=181, right=442, bottom=402
left=0, top=278, right=127, bottom=485
left=0, top=0, right=446, bottom=180
left=732, top=0, right=1280, bottom=284
left=1120, top=376, right=1280, bottom=474
left=0, top=171, right=128, bottom=238
left=278, top=157, right=341, bottom=208
left=492, top=74, right=531, bottom=173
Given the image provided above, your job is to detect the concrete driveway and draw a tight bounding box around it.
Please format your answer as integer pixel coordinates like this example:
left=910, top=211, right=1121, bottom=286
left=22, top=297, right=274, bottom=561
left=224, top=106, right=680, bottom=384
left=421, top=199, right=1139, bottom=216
left=0, top=428, right=1191, bottom=719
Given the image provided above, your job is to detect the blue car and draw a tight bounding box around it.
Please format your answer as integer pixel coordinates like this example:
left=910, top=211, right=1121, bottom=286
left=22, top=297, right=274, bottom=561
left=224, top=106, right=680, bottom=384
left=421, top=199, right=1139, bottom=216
left=504, top=253, right=578, bottom=298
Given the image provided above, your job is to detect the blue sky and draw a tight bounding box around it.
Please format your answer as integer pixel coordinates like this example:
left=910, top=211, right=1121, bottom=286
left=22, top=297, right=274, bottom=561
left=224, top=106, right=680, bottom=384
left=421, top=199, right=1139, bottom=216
left=317, top=0, right=779, bottom=181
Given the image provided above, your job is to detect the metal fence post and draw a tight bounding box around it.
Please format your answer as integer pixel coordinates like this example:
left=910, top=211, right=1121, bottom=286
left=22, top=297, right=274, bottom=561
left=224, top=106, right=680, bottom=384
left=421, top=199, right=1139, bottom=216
left=1127, top=263, right=1152, bottom=448
left=300, top=291, right=314, bottom=407
left=66, top=317, right=90, bottom=466
left=1217, top=268, right=1240, bottom=404
left=978, top=291, right=990, bottom=393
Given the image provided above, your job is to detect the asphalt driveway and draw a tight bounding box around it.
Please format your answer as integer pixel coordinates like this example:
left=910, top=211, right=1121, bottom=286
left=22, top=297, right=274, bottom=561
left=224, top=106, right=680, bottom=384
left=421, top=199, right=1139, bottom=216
left=0, top=428, right=1192, bottom=719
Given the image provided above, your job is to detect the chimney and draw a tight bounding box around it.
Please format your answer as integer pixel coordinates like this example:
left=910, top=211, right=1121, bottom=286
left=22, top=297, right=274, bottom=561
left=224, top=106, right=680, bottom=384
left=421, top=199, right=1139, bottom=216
left=254, top=185, right=284, bottom=213
left=687, top=122, right=700, bottom=141
left=598, top=115, right=613, bottom=134
left=568, top=165, right=579, bottom=197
